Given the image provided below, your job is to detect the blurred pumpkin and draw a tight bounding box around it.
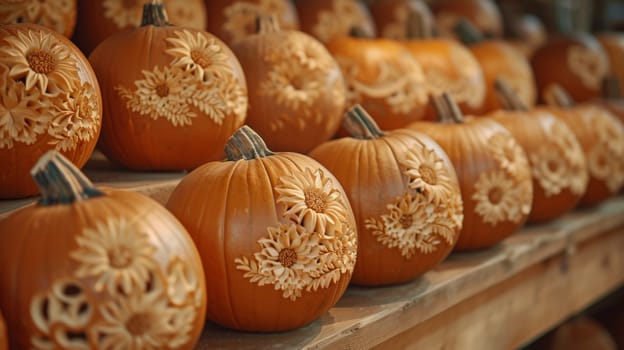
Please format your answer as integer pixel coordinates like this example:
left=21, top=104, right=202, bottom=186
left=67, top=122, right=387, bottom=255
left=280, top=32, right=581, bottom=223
left=231, top=16, right=345, bottom=153
left=505, top=14, right=547, bottom=58
left=309, top=105, right=462, bottom=286
left=0, top=23, right=102, bottom=199
left=532, top=33, right=609, bottom=104
left=368, top=0, right=435, bottom=40
left=539, top=85, right=624, bottom=206
left=167, top=126, right=357, bottom=331
left=409, top=93, right=533, bottom=250
left=0, top=0, right=77, bottom=37
left=0, top=151, right=206, bottom=349
left=456, top=18, right=536, bottom=114
left=88, top=3, right=247, bottom=170
left=486, top=79, right=588, bottom=223
left=73, top=0, right=207, bottom=55
left=430, top=0, right=503, bottom=39
left=205, top=0, right=299, bottom=46
left=294, top=0, right=376, bottom=44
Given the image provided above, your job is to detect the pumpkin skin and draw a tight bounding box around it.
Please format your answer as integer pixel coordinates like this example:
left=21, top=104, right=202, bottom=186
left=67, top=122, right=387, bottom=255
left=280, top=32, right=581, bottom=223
left=309, top=106, right=462, bottom=286
left=0, top=23, right=102, bottom=199
left=0, top=310, right=6, bottom=350
left=73, top=0, right=207, bottom=55
left=409, top=95, right=533, bottom=251
left=166, top=126, right=358, bottom=331
left=0, top=151, right=207, bottom=349
left=0, top=0, right=77, bottom=37
left=231, top=17, right=346, bottom=153
left=205, top=0, right=300, bottom=46
left=294, top=0, right=377, bottom=44
left=326, top=36, right=429, bottom=131
left=430, top=0, right=503, bottom=39
left=88, top=4, right=248, bottom=170
left=531, top=33, right=610, bottom=104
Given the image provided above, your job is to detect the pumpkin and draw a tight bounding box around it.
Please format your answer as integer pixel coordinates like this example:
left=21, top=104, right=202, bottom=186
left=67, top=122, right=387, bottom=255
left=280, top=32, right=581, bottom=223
left=409, top=94, right=533, bottom=250
left=456, top=19, right=537, bottom=114
left=0, top=151, right=207, bottom=349
left=429, top=0, right=503, bottom=39
left=294, top=0, right=377, bottom=44
left=597, top=32, right=624, bottom=95
left=368, top=0, right=436, bottom=40
left=309, top=105, right=462, bottom=286
left=531, top=33, right=610, bottom=103
left=0, top=23, right=102, bottom=199
left=205, top=0, right=299, bottom=46
left=539, top=85, right=624, bottom=206
left=0, top=310, right=6, bottom=350
left=326, top=33, right=429, bottom=131
left=486, top=80, right=588, bottom=223
left=0, top=0, right=77, bottom=37
left=400, top=5, right=486, bottom=117
left=231, top=16, right=345, bottom=153
left=529, top=317, right=617, bottom=350
left=166, top=126, right=357, bottom=331
left=88, top=3, right=247, bottom=170
left=73, top=0, right=207, bottom=55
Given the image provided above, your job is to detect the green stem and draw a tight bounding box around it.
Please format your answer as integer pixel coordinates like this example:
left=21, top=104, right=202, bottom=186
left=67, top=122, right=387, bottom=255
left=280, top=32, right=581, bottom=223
left=494, top=78, right=529, bottom=111
left=30, top=151, right=103, bottom=206
left=141, top=1, right=170, bottom=27
left=343, top=104, right=385, bottom=139
left=432, top=93, right=465, bottom=124
left=454, top=17, right=484, bottom=45
left=225, top=126, right=274, bottom=161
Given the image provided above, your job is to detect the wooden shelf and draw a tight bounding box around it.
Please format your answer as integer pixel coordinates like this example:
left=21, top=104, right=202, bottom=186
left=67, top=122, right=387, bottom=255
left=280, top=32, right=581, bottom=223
left=2, top=157, right=623, bottom=349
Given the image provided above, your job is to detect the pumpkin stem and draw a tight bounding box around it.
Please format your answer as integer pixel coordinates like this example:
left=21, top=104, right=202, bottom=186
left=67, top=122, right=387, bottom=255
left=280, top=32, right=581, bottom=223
left=225, top=126, right=274, bottom=161
left=543, top=84, right=575, bottom=108
left=432, top=92, right=465, bottom=123
left=406, top=4, right=434, bottom=39
left=141, top=2, right=170, bottom=27
left=454, top=17, right=484, bottom=45
left=30, top=151, right=103, bottom=206
left=256, top=14, right=280, bottom=34
left=349, top=26, right=373, bottom=39
left=602, top=75, right=622, bottom=100
left=343, top=104, right=385, bottom=139
left=494, top=78, right=529, bottom=111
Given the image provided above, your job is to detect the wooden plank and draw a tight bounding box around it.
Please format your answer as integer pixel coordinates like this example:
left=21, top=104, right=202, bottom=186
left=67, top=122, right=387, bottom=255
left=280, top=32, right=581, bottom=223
left=196, top=197, right=624, bottom=349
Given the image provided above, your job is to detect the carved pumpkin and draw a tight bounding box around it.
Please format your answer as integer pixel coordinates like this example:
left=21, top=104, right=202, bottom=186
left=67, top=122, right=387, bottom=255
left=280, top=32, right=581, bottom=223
left=73, top=0, right=207, bottom=55
left=430, top=0, right=503, bottom=39
left=598, top=33, right=624, bottom=93
left=89, top=3, right=247, bottom=170
left=309, top=105, right=462, bottom=286
left=0, top=23, right=102, bottom=199
left=0, top=310, right=6, bottom=350
left=400, top=6, right=486, bottom=117
left=326, top=34, right=429, bottom=131
left=0, top=0, right=77, bottom=37
left=231, top=16, right=345, bottom=153
left=294, top=0, right=376, bottom=44
left=166, top=126, right=357, bottom=331
left=539, top=85, right=624, bottom=206
left=486, top=80, right=588, bottom=223
left=531, top=33, right=609, bottom=103
left=205, top=0, right=299, bottom=46
left=368, top=0, right=436, bottom=40
left=409, top=94, right=533, bottom=250
left=456, top=19, right=537, bottom=114
left=0, top=151, right=207, bottom=349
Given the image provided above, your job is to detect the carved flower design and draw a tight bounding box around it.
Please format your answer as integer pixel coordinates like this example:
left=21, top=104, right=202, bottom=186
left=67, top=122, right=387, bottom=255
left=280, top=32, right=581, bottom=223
left=472, top=170, right=526, bottom=225
left=488, top=132, right=530, bottom=180
left=0, top=0, right=74, bottom=35
left=166, top=29, right=233, bottom=82
left=70, top=218, right=158, bottom=296
left=275, top=168, right=347, bottom=238
left=530, top=146, right=569, bottom=197
left=223, top=0, right=289, bottom=44
left=1, top=28, right=79, bottom=96
left=102, top=0, right=142, bottom=29
left=166, top=257, right=200, bottom=307
left=567, top=46, right=608, bottom=89
left=402, top=145, right=456, bottom=205
left=48, top=82, right=100, bottom=151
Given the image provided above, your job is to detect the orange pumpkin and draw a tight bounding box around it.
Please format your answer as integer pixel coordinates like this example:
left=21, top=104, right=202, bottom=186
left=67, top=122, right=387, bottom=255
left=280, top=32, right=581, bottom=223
left=0, top=0, right=77, bottom=37
left=73, top=0, right=207, bottom=55
left=0, top=23, right=102, bottom=199
left=486, top=80, right=588, bottom=223
left=409, top=94, right=533, bottom=250
left=368, top=0, right=436, bottom=40
left=0, top=151, right=207, bottom=349
left=0, top=310, right=6, bottom=350
left=456, top=19, right=537, bottom=114
left=430, top=0, right=503, bottom=39
left=166, top=126, right=358, bottom=331
left=231, top=16, right=345, bottom=153
left=294, top=0, right=377, bottom=44
left=531, top=33, right=610, bottom=103
left=539, top=85, right=624, bottom=206
left=89, top=3, right=247, bottom=170
left=326, top=34, right=429, bottom=130
left=309, top=105, right=462, bottom=286
left=205, top=0, right=299, bottom=46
